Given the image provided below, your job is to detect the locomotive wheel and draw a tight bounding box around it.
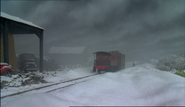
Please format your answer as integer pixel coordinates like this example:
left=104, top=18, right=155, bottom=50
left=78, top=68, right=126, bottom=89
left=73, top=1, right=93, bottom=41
left=105, top=68, right=108, bottom=72
left=98, top=69, right=101, bottom=74
left=110, top=68, right=113, bottom=72
left=93, top=67, right=96, bottom=72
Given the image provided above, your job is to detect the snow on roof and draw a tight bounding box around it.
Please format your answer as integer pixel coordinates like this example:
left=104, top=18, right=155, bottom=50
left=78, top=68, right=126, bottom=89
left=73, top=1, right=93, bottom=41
left=0, top=12, right=44, bottom=30
left=49, top=47, right=86, bottom=54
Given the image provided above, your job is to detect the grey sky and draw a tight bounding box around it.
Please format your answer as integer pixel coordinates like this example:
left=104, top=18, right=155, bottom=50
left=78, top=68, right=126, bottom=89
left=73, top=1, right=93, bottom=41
left=1, top=0, right=185, bottom=61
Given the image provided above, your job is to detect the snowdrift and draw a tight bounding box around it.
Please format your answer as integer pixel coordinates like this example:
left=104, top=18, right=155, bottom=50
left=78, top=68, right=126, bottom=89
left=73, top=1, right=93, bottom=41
left=1, top=63, right=185, bottom=106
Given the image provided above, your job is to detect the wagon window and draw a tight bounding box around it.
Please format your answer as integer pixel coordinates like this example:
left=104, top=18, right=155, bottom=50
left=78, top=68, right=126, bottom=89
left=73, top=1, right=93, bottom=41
left=105, top=56, right=110, bottom=59
left=97, top=55, right=102, bottom=60
left=99, top=56, right=102, bottom=59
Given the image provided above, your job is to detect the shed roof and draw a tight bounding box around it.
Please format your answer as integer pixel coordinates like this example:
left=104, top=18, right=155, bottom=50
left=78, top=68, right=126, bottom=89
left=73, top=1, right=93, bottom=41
left=49, top=47, right=86, bottom=54
left=1, top=12, right=43, bottom=30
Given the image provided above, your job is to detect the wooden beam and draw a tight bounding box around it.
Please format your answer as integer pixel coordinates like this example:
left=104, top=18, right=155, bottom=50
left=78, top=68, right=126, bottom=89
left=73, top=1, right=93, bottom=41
left=3, top=20, right=9, bottom=63
left=39, top=31, right=43, bottom=72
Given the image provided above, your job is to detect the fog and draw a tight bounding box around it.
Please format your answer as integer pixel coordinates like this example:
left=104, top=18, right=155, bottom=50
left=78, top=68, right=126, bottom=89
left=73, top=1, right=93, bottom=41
left=1, top=0, right=185, bottom=62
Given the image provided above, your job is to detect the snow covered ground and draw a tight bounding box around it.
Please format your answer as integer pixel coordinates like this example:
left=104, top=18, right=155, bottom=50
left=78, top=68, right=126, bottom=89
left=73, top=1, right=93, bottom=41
left=1, top=63, right=185, bottom=106
left=1, top=67, right=94, bottom=96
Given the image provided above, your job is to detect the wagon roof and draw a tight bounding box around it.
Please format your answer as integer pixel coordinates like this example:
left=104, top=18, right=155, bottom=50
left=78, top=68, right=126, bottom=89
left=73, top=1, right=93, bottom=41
left=93, top=51, right=111, bottom=55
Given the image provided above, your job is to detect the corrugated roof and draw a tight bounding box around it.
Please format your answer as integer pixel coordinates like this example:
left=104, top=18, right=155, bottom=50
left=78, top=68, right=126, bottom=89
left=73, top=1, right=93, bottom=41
left=0, top=12, right=44, bottom=30
left=49, top=47, right=86, bottom=54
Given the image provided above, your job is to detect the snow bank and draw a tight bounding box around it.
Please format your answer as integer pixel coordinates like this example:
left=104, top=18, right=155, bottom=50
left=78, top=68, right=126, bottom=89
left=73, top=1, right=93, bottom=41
left=52, top=64, right=185, bottom=106
left=44, top=67, right=93, bottom=82
left=1, top=63, right=185, bottom=106
left=1, top=67, right=93, bottom=97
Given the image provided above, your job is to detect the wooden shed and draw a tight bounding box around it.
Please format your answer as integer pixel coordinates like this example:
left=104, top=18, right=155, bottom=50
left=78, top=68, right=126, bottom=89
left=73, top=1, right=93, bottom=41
left=0, top=12, right=44, bottom=72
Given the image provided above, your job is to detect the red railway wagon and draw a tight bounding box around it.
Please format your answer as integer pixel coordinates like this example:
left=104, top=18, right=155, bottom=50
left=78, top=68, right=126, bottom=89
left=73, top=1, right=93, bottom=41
left=93, top=51, right=125, bottom=73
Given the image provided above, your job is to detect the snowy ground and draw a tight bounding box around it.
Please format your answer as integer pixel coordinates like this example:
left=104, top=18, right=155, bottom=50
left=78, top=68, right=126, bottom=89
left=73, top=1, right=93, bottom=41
left=1, top=67, right=94, bottom=96
left=1, top=63, right=185, bottom=106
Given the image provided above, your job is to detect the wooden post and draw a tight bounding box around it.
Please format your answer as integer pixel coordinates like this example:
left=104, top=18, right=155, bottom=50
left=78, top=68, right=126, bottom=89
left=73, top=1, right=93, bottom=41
left=39, top=31, right=43, bottom=72
left=3, top=21, right=9, bottom=64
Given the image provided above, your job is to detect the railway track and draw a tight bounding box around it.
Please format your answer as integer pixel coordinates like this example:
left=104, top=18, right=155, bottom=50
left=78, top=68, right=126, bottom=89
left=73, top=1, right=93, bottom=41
left=1, top=73, right=101, bottom=99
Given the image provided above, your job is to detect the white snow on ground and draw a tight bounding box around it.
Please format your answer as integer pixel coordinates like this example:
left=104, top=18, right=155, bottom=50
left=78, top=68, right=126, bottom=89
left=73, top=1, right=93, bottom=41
left=1, top=63, right=185, bottom=106
left=0, top=67, right=94, bottom=97
left=44, top=67, right=93, bottom=83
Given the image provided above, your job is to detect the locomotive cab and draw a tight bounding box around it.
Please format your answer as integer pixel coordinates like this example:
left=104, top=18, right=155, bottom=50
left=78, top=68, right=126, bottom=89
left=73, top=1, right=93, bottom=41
left=93, top=52, right=111, bottom=73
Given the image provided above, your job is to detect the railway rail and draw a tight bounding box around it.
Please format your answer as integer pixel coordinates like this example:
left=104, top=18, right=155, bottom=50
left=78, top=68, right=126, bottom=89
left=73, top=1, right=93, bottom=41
left=1, top=73, right=102, bottom=99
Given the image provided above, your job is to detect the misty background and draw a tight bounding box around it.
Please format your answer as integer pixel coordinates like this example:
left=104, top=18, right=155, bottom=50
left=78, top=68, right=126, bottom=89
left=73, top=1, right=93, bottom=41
left=1, top=0, right=185, bottom=62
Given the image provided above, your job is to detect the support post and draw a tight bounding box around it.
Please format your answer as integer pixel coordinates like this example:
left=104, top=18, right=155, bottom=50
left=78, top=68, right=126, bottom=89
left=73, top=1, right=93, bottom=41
left=39, top=31, right=43, bottom=72
left=3, top=21, right=9, bottom=64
